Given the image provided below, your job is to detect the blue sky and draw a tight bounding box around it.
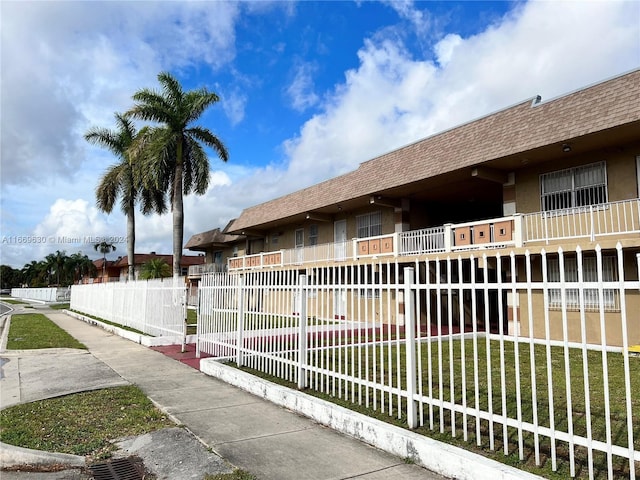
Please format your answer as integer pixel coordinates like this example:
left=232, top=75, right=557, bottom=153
left=1, top=0, right=639, bottom=269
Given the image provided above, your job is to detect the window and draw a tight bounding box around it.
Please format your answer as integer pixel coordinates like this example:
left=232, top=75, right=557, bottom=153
left=213, top=251, right=223, bottom=265
left=547, top=255, right=618, bottom=311
left=356, top=211, right=382, bottom=238
left=540, top=161, right=607, bottom=211
left=309, top=224, right=318, bottom=246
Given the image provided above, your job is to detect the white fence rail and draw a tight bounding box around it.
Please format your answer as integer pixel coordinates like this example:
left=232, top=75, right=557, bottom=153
left=523, top=198, right=640, bottom=244
left=198, top=244, right=640, bottom=479
left=70, top=278, right=187, bottom=338
left=10, top=287, right=71, bottom=302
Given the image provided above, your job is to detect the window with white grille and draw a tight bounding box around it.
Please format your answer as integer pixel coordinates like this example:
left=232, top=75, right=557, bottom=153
left=540, top=161, right=607, bottom=211
left=547, top=255, right=618, bottom=311
left=356, top=211, right=382, bottom=238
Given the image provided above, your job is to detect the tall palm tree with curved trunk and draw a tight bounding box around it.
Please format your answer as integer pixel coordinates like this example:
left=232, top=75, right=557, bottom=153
left=127, top=72, right=228, bottom=276
left=85, top=113, right=166, bottom=280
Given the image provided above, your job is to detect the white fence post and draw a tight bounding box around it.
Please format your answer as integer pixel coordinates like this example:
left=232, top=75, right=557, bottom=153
left=236, top=275, right=245, bottom=367
left=297, top=274, right=308, bottom=390
left=403, top=266, right=418, bottom=429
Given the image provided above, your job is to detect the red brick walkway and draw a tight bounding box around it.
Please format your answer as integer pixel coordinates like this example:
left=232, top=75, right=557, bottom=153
left=150, top=343, right=212, bottom=370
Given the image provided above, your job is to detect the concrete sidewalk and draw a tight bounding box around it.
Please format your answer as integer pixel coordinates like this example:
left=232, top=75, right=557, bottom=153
left=1, top=309, right=446, bottom=480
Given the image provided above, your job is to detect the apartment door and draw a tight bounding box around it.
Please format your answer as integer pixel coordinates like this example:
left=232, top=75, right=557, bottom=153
left=334, top=220, right=347, bottom=260
left=295, top=228, right=304, bottom=264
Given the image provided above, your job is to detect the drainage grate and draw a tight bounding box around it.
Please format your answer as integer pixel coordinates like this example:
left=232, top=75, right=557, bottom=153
left=88, top=457, right=143, bottom=480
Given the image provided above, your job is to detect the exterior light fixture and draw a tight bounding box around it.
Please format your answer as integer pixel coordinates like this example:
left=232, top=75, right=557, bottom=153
left=562, top=144, right=571, bottom=153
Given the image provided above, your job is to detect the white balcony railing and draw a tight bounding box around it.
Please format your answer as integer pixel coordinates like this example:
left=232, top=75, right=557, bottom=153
left=224, top=198, right=639, bottom=271
left=188, top=263, right=227, bottom=277
left=522, top=197, right=640, bottom=244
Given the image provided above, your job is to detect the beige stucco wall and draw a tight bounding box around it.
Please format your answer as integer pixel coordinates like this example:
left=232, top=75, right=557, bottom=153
left=515, top=248, right=640, bottom=347
left=515, top=148, right=640, bottom=214
left=247, top=287, right=399, bottom=325
left=262, top=207, right=396, bottom=253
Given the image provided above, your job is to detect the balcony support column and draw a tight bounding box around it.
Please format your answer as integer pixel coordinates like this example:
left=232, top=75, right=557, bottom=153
left=444, top=224, right=453, bottom=253
left=513, top=214, right=523, bottom=248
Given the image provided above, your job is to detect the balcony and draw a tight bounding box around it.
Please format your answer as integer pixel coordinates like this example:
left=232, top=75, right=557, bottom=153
left=224, top=198, right=639, bottom=271
left=188, top=262, right=227, bottom=278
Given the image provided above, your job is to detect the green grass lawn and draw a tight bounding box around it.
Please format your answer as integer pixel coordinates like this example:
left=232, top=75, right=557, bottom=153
left=237, top=337, right=640, bottom=480
left=0, top=298, right=27, bottom=305
left=0, top=385, right=174, bottom=460
left=7, top=313, right=86, bottom=350
left=50, top=302, right=70, bottom=310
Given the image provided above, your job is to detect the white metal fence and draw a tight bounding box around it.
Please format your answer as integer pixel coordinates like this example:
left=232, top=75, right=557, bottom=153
left=198, top=243, right=640, bottom=479
left=10, top=287, right=71, bottom=302
left=70, top=277, right=187, bottom=338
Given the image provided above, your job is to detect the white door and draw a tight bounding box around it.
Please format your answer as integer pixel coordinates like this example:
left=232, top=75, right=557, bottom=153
left=295, top=228, right=304, bottom=264
left=334, top=220, right=347, bottom=261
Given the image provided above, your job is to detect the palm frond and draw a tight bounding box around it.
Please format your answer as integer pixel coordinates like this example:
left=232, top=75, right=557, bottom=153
left=184, top=90, right=220, bottom=124
left=182, top=138, right=210, bottom=195
left=95, top=162, right=125, bottom=213
left=157, top=71, right=183, bottom=108
left=187, top=126, right=229, bottom=162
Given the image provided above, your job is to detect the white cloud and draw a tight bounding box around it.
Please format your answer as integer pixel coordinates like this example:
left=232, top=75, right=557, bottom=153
left=0, top=1, right=241, bottom=187
left=286, top=61, right=320, bottom=112
left=434, top=33, right=462, bottom=66
left=220, top=89, right=248, bottom=126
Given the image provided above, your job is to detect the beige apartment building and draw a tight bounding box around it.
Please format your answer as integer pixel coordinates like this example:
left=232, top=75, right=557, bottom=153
left=186, top=68, right=640, bottom=346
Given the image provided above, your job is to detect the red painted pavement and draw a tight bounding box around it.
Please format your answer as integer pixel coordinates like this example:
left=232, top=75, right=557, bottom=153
left=151, top=343, right=212, bottom=370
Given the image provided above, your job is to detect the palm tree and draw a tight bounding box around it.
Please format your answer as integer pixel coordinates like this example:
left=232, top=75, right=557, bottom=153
left=68, top=252, right=96, bottom=284
left=21, top=260, right=43, bottom=287
left=127, top=72, right=228, bottom=276
left=85, top=113, right=166, bottom=281
left=44, top=250, right=67, bottom=286
left=94, top=241, right=116, bottom=279
left=139, top=258, right=172, bottom=280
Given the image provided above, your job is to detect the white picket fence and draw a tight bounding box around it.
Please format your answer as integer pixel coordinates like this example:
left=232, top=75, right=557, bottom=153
left=10, top=287, right=71, bottom=302
left=70, top=277, right=187, bottom=338
left=197, top=243, right=640, bottom=479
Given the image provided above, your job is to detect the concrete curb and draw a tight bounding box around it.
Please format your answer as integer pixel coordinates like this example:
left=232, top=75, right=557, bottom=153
left=200, top=358, right=544, bottom=480
left=63, top=310, right=196, bottom=347
left=0, top=313, right=11, bottom=352
left=0, top=441, right=86, bottom=469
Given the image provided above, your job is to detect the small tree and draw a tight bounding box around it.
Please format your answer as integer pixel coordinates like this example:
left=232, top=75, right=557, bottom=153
left=139, top=258, right=172, bottom=280
left=94, top=241, right=116, bottom=279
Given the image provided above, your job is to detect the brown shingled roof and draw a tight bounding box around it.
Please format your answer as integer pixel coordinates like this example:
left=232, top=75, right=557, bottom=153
left=184, top=228, right=243, bottom=250
left=229, top=69, right=640, bottom=233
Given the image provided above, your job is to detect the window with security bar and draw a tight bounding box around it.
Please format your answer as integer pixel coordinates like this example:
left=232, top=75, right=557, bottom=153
left=356, top=211, right=382, bottom=238
left=540, top=161, right=607, bottom=211
left=547, top=255, right=619, bottom=311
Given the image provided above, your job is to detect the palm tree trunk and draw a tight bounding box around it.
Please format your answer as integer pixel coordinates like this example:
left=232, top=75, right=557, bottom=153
left=173, top=136, right=184, bottom=277
left=126, top=198, right=136, bottom=281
